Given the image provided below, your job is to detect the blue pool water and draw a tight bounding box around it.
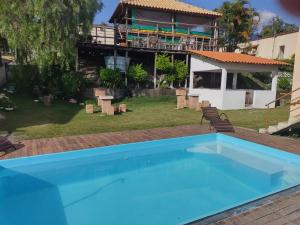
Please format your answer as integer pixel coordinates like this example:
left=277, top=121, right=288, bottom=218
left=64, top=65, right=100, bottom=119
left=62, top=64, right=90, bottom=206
left=1, top=134, right=300, bottom=225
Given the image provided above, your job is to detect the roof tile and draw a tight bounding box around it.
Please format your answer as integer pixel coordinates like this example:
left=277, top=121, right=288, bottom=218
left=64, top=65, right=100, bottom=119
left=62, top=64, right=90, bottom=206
left=120, top=0, right=222, bottom=17
left=189, top=50, right=288, bottom=66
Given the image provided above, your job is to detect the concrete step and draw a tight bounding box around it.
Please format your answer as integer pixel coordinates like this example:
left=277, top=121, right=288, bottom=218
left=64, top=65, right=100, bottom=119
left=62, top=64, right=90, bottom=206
left=277, top=121, right=290, bottom=130
left=259, top=128, right=268, bottom=134
left=267, top=125, right=279, bottom=134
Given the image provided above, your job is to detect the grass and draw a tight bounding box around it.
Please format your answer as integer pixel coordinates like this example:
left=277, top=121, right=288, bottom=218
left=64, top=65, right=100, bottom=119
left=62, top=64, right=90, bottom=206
left=0, top=95, right=289, bottom=139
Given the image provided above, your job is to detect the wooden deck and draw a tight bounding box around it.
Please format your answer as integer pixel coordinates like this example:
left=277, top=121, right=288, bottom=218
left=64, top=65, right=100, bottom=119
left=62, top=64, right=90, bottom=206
left=1, top=125, right=300, bottom=225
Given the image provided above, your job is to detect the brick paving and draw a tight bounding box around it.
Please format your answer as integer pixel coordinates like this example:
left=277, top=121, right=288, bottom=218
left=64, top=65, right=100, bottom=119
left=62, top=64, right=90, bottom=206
left=1, top=125, right=300, bottom=225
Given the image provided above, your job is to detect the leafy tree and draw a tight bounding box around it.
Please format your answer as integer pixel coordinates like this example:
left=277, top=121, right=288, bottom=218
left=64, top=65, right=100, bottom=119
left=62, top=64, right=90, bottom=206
left=216, top=0, right=259, bottom=52
left=174, top=60, right=188, bottom=85
left=100, top=68, right=124, bottom=89
left=260, top=17, right=299, bottom=38
left=156, top=54, right=173, bottom=72
left=61, top=71, right=85, bottom=98
left=0, top=0, right=102, bottom=69
left=277, top=55, right=295, bottom=91
left=156, top=54, right=188, bottom=87
left=279, top=54, right=295, bottom=73
left=278, top=76, right=292, bottom=91
left=128, top=64, right=148, bottom=88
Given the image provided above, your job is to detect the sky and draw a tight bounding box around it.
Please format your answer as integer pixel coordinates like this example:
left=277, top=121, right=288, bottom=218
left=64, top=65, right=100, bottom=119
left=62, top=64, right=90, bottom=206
left=94, top=0, right=300, bottom=28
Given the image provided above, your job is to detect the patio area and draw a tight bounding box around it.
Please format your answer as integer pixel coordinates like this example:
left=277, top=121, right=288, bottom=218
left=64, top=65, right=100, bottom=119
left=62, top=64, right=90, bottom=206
left=188, top=51, right=287, bottom=110
left=1, top=124, right=300, bottom=225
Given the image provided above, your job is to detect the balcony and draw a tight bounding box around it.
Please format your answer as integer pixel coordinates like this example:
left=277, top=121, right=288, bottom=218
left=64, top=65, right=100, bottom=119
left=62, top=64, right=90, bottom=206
left=86, top=19, right=219, bottom=52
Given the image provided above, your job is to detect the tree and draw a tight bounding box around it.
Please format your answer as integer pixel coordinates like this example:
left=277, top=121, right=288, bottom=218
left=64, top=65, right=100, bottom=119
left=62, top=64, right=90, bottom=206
left=156, top=54, right=188, bottom=88
left=216, top=0, right=259, bottom=52
left=128, top=64, right=148, bottom=88
left=260, top=17, right=299, bottom=38
left=0, top=0, right=102, bottom=69
left=174, top=60, right=188, bottom=86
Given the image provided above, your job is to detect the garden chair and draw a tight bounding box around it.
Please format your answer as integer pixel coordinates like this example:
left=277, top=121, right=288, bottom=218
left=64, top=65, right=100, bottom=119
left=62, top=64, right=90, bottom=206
left=201, top=107, right=235, bottom=133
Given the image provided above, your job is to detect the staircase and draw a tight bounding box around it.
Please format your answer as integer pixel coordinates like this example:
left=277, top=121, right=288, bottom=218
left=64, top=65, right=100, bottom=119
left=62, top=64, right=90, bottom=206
left=260, top=118, right=300, bottom=135
left=259, top=87, right=300, bottom=134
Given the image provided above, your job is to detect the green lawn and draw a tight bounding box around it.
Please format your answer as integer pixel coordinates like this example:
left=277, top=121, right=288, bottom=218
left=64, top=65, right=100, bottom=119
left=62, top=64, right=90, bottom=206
left=0, top=95, right=289, bottom=139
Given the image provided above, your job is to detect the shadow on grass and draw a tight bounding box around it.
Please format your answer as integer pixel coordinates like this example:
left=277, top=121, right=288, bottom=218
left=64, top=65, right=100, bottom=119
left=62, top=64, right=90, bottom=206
left=0, top=94, right=82, bottom=135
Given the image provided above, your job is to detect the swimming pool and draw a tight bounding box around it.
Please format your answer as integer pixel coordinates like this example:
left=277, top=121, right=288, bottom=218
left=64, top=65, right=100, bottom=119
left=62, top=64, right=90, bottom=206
left=1, top=133, right=300, bottom=225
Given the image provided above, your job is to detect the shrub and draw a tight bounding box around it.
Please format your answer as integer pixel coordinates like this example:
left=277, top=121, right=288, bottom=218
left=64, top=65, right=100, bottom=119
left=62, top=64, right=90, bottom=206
left=156, top=54, right=188, bottom=87
left=128, top=64, right=148, bottom=88
left=156, top=54, right=173, bottom=72
left=11, top=65, right=39, bottom=92
left=278, top=76, right=292, bottom=91
left=174, top=60, right=188, bottom=83
left=99, top=68, right=124, bottom=89
left=0, top=93, right=14, bottom=109
left=61, top=71, right=85, bottom=98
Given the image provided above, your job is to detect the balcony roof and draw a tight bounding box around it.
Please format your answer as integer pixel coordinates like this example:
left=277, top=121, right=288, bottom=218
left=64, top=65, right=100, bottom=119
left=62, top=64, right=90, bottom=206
left=109, top=0, right=222, bottom=23
left=189, top=50, right=288, bottom=66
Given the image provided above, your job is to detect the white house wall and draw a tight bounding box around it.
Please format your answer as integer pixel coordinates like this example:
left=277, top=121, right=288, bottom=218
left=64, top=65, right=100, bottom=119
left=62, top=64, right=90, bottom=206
left=222, top=90, right=246, bottom=110
left=189, top=89, right=224, bottom=109
left=190, top=55, right=222, bottom=72
left=253, top=91, right=276, bottom=109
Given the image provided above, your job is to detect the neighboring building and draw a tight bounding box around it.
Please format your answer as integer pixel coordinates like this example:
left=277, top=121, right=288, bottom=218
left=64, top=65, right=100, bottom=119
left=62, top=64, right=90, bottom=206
left=78, top=0, right=222, bottom=88
left=188, top=51, right=286, bottom=110
left=237, top=31, right=299, bottom=60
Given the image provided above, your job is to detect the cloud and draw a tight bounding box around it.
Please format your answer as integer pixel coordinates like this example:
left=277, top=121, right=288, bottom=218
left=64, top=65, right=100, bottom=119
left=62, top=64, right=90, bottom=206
left=258, top=10, right=277, bottom=31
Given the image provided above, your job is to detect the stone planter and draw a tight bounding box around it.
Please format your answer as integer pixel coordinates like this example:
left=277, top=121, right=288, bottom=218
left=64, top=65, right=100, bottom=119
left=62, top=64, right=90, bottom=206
left=85, top=104, right=94, bottom=114
left=118, top=104, right=127, bottom=113
left=188, top=94, right=199, bottom=109
left=176, top=88, right=187, bottom=96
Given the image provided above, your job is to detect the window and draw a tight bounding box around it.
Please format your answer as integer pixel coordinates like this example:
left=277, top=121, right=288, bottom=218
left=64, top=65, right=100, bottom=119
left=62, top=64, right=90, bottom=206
left=278, top=45, right=285, bottom=59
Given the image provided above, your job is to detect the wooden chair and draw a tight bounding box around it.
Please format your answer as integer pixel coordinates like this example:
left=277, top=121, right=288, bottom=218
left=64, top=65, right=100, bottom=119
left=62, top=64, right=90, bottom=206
left=201, top=107, right=235, bottom=133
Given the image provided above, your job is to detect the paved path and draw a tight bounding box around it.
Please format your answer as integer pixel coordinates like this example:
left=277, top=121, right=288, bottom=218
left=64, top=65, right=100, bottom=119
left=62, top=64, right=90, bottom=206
left=1, top=125, right=300, bottom=225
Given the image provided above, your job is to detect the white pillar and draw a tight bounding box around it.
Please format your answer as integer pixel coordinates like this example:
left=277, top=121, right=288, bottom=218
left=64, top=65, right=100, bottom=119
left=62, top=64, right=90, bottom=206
left=232, top=72, right=238, bottom=89
left=271, top=70, right=278, bottom=92
left=221, top=68, right=227, bottom=91
left=189, top=70, right=194, bottom=90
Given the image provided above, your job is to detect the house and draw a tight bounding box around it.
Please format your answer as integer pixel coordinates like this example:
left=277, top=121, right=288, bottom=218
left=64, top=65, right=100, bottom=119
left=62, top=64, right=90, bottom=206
left=78, top=0, right=222, bottom=87
left=290, top=31, right=300, bottom=120
left=237, top=31, right=299, bottom=60
left=259, top=31, right=300, bottom=134
left=188, top=51, right=287, bottom=110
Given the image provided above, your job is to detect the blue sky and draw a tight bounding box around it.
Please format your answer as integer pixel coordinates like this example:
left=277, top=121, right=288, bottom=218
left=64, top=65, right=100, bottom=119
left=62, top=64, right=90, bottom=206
left=94, top=0, right=300, bottom=26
